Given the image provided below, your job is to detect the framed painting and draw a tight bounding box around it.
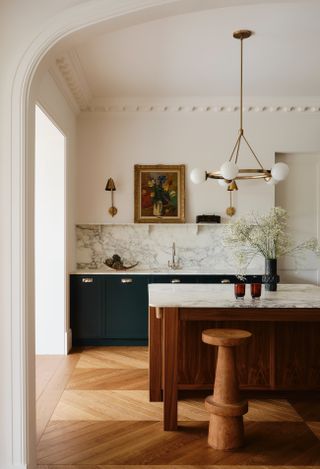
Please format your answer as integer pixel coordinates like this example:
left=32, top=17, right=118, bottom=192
left=134, top=164, right=185, bottom=223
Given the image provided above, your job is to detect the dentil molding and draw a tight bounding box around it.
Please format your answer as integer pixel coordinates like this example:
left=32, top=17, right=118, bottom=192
left=81, top=104, right=320, bottom=113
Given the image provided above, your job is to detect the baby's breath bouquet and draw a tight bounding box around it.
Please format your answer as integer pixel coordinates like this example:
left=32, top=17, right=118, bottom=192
left=225, top=207, right=320, bottom=287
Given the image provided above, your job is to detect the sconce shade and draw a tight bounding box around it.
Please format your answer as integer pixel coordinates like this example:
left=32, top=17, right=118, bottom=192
left=105, top=178, right=116, bottom=191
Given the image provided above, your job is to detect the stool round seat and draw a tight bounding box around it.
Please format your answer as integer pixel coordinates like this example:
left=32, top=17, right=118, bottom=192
left=202, top=328, right=252, bottom=347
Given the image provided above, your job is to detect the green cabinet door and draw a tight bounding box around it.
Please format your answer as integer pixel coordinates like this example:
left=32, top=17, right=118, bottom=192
left=70, top=275, right=105, bottom=343
left=105, top=275, right=149, bottom=339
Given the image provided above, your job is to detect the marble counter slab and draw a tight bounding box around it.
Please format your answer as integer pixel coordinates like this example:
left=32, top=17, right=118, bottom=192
left=76, top=223, right=264, bottom=272
left=148, top=283, right=320, bottom=309
left=71, top=268, right=262, bottom=276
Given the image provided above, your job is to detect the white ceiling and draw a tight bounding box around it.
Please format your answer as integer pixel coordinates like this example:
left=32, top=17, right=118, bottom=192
left=53, top=0, right=320, bottom=105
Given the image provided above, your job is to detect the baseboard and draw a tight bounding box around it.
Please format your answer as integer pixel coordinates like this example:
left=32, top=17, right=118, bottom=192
left=72, top=338, right=148, bottom=346
left=0, top=464, right=27, bottom=469
left=65, top=328, right=72, bottom=354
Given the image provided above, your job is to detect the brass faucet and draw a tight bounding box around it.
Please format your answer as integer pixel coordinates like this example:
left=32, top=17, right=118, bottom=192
left=168, top=242, right=180, bottom=270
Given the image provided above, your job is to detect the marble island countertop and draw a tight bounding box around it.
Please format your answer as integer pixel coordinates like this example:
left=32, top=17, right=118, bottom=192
left=148, top=283, right=320, bottom=309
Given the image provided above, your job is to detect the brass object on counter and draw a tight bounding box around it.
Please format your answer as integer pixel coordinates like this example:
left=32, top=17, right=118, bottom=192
left=104, top=254, right=138, bottom=271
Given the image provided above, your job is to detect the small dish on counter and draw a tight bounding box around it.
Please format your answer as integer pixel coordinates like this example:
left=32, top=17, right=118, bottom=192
left=104, top=254, right=139, bottom=271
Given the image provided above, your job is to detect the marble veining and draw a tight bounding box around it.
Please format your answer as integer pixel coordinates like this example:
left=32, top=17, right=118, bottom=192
left=148, top=283, right=320, bottom=309
left=76, top=224, right=264, bottom=273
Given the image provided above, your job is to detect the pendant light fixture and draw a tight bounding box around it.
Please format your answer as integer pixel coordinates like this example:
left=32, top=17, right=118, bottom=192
left=190, top=30, right=289, bottom=191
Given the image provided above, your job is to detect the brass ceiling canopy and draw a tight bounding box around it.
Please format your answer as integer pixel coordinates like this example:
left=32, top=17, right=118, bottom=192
left=190, top=29, right=289, bottom=192
left=233, top=29, right=252, bottom=40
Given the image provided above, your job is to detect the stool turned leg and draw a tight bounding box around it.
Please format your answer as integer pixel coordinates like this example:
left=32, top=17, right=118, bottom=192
left=214, top=346, right=240, bottom=404
left=205, top=345, right=248, bottom=450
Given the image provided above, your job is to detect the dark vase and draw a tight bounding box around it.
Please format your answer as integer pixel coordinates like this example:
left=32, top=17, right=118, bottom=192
left=262, top=258, right=280, bottom=291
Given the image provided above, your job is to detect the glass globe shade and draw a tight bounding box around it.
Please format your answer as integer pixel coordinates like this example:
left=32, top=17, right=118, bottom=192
left=271, top=162, right=289, bottom=181
left=218, top=179, right=229, bottom=188
left=265, top=177, right=278, bottom=185
left=190, top=168, right=206, bottom=184
left=220, top=161, right=239, bottom=180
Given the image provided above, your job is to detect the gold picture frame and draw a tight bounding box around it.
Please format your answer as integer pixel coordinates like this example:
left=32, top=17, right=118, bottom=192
left=134, top=164, right=185, bottom=223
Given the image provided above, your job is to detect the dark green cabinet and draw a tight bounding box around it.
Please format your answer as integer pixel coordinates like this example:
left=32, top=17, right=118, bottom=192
left=70, top=274, right=149, bottom=346
left=105, top=275, right=149, bottom=340
left=70, top=273, right=262, bottom=346
left=70, top=275, right=105, bottom=341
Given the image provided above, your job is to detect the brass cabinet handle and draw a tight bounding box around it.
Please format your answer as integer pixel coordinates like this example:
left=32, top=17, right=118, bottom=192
left=171, top=279, right=181, bottom=284
left=221, top=279, right=231, bottom=284
left=121, top=278, right=133, bottom=284
left=82, top=277, right=93, bottom=283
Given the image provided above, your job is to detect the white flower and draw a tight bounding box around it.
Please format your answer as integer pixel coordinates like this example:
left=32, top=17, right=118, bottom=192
left=224, top=207, right=320, bottom=275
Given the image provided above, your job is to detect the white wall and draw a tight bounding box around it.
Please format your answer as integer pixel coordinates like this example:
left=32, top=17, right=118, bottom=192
left=76, top=106, right=320, bottom=223
left=35, top=106, right=66, bottom=354
left=36, top=71, right=78, bottom=352
left=37, top=72, right=77, bottom=273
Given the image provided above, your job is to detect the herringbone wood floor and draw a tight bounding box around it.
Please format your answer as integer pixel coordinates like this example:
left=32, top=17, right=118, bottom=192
left=36, top=346, right=320, bottom=468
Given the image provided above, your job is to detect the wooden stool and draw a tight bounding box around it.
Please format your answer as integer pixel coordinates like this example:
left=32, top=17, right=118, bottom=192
left=202, top=328, right=252, bottom=450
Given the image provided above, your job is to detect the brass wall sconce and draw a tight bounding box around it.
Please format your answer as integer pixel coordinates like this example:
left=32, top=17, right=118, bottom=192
left=105, top=178, right=117, bottom=217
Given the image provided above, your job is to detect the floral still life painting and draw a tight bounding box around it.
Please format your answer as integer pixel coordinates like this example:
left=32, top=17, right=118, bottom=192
left=134, top=164, right=185, bottom=223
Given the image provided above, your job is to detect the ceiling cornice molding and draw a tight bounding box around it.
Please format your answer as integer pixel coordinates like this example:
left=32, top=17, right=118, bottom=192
left=53, top=48, right=320, bottom=115
left=56, top=50, right=92, bottom=111
left=48, top=65, right=80, bottom=115
left=79, top=104, right=320, bottom=114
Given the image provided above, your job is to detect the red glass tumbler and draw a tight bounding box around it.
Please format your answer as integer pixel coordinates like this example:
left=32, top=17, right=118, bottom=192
left=251, top=282, right=262, bottom=299
left=234, top=283, right=245, bottom=299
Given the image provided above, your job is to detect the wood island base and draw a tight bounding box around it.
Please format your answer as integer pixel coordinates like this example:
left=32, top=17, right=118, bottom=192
left=148, top=304, right=320, bottom=431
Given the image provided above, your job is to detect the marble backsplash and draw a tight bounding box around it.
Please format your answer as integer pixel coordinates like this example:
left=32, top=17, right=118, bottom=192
left=76, top=224, right=264, bottom=274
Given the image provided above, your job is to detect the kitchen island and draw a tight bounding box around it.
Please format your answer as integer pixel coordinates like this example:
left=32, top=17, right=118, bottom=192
left=148, top=283, right=320, bottom=430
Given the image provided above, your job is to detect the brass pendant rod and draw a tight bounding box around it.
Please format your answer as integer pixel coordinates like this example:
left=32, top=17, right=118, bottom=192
left=240, top=37, right=243, bottom=132
left=234, top=134, right=242, bottom=165
left=242, top=133, right=265, bottom=170
left=228, top=132, right=242, bottom=162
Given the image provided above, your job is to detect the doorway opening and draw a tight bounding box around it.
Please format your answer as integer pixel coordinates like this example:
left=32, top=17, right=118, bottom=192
left=275, top=152, right=320, bottom=285
left=35, top=104, right=66, bottom=354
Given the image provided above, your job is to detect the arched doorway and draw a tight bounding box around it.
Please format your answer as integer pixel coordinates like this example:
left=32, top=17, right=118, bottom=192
left=8, top=1, right=290, bottom=466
